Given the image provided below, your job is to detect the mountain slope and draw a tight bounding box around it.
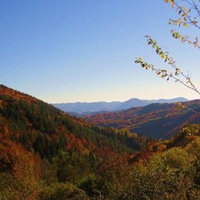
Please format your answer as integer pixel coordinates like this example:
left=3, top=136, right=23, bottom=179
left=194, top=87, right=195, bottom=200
left=0, top=84, right=145, bottom=160
left=53, top=97, right=187, bottom=114
left=115, top=97, right=187, bottom=111
left=0, top=84, right=148, bottom=199
left=84, top=100, right=200, bottom=139
left=1, top=85, right=200, bottom=199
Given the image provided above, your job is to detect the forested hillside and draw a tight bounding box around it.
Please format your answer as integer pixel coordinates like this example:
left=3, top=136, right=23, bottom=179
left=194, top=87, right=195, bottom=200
left=1, top=85, right=200, bottom=199
left=84, top=101, right=200, bottom=139
left=0, top=84, right=146, bottom=156
left=0, top=84, right=147, bottom=199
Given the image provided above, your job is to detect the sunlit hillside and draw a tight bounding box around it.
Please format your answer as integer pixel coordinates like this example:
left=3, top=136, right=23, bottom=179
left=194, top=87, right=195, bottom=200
left=1, top=84, right=200, bottom=199
left=84, top=100, right=200, bottom=139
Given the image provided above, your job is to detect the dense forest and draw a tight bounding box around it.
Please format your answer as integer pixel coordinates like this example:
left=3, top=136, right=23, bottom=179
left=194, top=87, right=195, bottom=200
left=84, top=100, right=200, bottom=139
left=0, top=84, right=146, bottom=199
left=1, top=84, right=200, bottom=199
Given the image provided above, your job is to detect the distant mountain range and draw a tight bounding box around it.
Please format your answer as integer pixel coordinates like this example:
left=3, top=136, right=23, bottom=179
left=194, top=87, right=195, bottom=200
left=84, top=100, right=200, bottom=139
left=53, top=97, right=188, bottom=115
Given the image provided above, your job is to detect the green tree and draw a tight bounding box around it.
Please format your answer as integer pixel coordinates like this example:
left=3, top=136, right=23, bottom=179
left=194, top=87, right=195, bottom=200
left=39, top=182, right=89, bottom=200
left=111, top=147, right=200, bottom=200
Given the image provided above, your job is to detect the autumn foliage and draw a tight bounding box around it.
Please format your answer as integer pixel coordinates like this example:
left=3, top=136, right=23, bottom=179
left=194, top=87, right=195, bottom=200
left=1, top=84, right=200, bottom=199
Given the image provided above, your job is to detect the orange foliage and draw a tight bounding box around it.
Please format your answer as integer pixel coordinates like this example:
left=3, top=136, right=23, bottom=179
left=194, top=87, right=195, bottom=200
left=147, top=141, right=167, bottom=152
left=0, top=135, right=41, bottom=199
left=84, top=100, right=200, bottom=139
left=0, top=85, right=38, bottom=103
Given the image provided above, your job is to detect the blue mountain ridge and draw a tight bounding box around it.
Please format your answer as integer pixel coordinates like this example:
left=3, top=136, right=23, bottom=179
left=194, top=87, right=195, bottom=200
left=53, top=97, right=188, bottom=115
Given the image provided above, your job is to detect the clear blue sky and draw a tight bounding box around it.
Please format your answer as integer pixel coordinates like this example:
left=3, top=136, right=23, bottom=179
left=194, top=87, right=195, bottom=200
left=1, top=0, right=199, bottom=103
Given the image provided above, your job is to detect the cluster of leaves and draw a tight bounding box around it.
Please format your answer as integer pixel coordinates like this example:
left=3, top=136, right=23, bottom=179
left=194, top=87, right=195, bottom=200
left=135, top=35, right=200, bottom=95
left=135, top=0, right=200, bottom=97
left=167, top=0, right=200, bottom=49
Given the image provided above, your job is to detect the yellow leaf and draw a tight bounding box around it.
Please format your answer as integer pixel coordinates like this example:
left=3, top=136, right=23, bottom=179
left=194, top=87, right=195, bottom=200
left=183, top=23, right=188, bottom=27
left=161, top=53, right=165, bottom=59
left=170, top=0, right=174, bottom=7
left=181, top=37, right=185, bottom=42
left=183, top=6, right=189, bottom=13
left=194, top=43, right=198, bottom=48
left=177, top=19, right=182, bottom=26
left=192, top=21, right=197, bottom=25
left=182, top=13, right=186, bottom=18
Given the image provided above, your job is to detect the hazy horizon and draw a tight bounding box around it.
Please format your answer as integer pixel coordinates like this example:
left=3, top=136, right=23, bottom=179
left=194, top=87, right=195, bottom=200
left=52, top=96, right=190, bottom=104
